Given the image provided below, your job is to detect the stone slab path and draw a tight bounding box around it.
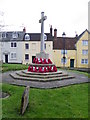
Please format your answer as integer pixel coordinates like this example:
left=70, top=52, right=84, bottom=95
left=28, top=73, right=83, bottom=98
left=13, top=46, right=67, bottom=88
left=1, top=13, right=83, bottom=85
left=1, top=70, right=90, bottom=89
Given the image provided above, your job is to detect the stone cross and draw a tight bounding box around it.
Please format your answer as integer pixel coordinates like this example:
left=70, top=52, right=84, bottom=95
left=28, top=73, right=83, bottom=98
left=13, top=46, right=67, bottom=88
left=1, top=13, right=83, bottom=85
left=39, top=12, right=47, bottom=52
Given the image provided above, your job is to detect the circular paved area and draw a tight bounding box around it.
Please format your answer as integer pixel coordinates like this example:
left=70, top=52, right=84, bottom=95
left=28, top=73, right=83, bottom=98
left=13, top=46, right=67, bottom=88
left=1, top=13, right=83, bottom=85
left=1, top=70, right=90, bottom=89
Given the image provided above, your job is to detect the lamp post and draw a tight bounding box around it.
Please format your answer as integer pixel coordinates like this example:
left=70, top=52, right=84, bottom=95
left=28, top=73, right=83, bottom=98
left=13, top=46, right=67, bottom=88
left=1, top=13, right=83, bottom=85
left=62, top=32, right=66, bottom=69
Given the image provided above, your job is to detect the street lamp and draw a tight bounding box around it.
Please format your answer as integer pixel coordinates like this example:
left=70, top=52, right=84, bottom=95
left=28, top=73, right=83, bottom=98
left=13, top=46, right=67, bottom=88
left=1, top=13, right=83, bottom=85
left=62, top=32, right=66, bottom=68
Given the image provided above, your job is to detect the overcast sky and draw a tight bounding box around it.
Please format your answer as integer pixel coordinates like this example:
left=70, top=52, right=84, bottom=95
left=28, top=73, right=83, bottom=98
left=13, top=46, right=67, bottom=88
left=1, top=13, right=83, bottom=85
left=0, top=0, right=89, bottom=37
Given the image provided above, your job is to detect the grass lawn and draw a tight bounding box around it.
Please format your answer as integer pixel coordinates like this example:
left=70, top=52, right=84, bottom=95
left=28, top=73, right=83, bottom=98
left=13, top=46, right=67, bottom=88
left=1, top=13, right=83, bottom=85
left=58, top=68, right=90, bottom=78
left=2, top=64, right=28, bottom=72
left=1, top=64, right=89, bottom=118
left=1, top=83, right=88, bottom=119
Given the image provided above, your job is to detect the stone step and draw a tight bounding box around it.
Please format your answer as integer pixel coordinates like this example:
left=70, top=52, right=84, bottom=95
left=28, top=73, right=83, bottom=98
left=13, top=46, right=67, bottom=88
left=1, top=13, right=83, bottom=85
left=10, top=73, right=75, bottom=82
left=16, top=71, right=68, bottom=78
left=22, top=70, right=62, bottom=76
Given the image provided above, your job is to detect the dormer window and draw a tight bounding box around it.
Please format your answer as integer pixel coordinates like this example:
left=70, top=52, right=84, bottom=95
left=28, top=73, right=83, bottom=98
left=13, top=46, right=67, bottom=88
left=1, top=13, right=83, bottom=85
left=44, top=34, right=47, bottom=40
left=12, top=32, right=18, bottom=38
left=25, top=34, right=30, bottom=40
left=2, top=32, right=6, bottom=38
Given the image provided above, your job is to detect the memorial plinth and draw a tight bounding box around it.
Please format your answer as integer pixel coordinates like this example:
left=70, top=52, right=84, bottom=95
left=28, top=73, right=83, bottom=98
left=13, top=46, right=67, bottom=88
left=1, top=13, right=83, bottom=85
left=28, top=57, right=57, bottom=73
left=36, top=51, right=49, bottom=59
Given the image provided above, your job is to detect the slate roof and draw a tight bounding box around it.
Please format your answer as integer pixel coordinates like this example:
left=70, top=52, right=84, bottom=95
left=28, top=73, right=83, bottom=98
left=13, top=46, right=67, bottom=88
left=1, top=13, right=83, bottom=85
left=53, top=37, right=78, bottom=50
left=1, top=29, right=89, bottom=51
left=0, top=31, right=53, bottom=42
left=23, top=33, right=53, bottom=41
left=0, top=31, right=25, bottom=41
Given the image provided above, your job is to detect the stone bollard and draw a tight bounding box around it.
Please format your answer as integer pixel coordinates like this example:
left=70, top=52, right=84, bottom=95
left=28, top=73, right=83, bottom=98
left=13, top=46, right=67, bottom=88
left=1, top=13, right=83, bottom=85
left=20, top=86, right=30, bottom=115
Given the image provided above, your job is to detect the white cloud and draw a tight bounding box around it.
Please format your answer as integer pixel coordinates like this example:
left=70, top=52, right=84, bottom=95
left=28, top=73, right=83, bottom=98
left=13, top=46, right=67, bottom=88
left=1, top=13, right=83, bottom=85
left=0, top=0, right=88, bottom=36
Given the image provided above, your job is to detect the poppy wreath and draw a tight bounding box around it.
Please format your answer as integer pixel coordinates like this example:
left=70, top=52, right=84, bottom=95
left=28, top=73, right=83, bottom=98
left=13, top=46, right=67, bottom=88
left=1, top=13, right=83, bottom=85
left=33, top=58, right=53, bottom=64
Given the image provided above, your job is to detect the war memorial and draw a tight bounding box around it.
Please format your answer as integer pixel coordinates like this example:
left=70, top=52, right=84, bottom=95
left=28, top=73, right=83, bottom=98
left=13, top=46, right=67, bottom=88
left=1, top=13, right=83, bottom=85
left=10, top=12, right=74, bottom=81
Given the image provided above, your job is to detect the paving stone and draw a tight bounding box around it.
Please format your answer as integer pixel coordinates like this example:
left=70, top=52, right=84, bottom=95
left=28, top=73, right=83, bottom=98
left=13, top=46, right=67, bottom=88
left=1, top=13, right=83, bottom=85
left=2, top=70, right=89, bottom=89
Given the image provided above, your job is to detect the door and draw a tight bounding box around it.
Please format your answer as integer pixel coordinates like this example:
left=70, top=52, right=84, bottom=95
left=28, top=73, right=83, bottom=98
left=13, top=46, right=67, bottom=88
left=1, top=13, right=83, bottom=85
left=5, top=54, right=8, bottom=63
left=32, top=56, right=36, bottom=63
left=70, top=59, right=74, bottom=68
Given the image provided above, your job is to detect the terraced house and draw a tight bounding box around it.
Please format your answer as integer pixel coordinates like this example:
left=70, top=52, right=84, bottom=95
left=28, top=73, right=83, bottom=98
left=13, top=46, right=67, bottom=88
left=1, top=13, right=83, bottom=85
left=0, top=27, right=89, bottom=69
left=0, top=30, right=25, bottom=63
left=22, top=32, right=53, bottom=64
left=53, top=29, right=89, bottom=68
left=76, top=29, right=89, bottom=68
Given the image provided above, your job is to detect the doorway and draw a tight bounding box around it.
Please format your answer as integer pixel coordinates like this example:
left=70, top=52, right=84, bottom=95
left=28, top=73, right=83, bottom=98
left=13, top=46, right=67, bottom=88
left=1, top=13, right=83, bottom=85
left=32, top=56, right=36, bottom=63
left=5, top=54, right=8, bottom=63
left=70, top=59, right=74, bottom=68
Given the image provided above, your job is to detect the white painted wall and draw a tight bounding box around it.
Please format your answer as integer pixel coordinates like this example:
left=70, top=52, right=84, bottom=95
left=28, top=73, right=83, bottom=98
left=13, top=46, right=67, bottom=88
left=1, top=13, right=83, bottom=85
left=1, top=40, right=53, bottom=64
left=2, top=41, right=23, bottom=63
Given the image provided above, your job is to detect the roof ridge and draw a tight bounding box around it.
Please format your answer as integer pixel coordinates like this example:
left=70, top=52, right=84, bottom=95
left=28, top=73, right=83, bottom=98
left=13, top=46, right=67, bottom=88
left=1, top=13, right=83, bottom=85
left=78, top=29, right=89, bottom=39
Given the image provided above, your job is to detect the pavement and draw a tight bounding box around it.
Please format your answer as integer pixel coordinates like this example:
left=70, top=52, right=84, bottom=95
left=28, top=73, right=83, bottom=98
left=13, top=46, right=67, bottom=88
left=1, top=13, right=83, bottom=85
left=0, top=70, right=90, bottom=89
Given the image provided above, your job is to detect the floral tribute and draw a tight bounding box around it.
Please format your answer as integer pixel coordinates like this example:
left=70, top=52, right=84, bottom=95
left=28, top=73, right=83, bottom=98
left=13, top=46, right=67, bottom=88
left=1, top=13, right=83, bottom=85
left=28, top=58, right=57, bottom=73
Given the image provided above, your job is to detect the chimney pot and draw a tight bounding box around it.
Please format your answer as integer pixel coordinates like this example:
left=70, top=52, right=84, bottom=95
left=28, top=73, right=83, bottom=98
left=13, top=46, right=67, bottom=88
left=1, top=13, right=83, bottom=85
left=50, top=25, right=53, bottom=36
left=23, top=27, right=26, bottom=33
left=54, top=28, right=57, bottom=38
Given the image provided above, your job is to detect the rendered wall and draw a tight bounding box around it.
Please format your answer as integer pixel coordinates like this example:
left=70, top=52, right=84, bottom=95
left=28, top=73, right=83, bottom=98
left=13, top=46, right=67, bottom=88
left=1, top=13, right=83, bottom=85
left=76, top=31, right=88, bottom=68
left=53, top=50, right=76, bottom=67
left=22, top=41, right=53, bottom=64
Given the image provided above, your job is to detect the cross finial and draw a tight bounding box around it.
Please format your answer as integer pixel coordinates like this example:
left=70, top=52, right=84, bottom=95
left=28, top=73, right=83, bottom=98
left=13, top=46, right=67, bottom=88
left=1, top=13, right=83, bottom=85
left=39, top=12, right=47, bottom=52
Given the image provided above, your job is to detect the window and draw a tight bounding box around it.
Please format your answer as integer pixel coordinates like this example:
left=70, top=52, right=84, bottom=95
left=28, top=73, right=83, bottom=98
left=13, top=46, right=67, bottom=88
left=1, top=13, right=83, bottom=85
left=44, top=43, right=46, bottom=49
left=11, top=53, right=16, bottom=59
left=2, top=32, right=6, bottom=38
left=25, top=54, right=29, bottom=60
left=14, top=43, right=16, bottom=47
left=44, top=34, right=47, bottom=40
left=81, top=59, right=88, bottom=64
left=61, top=50, right=67, bottom=54
left=61, top=58, right=67, bottom=64
left=11, top=42, right=17, bottom=47
left=25, top=43, right=29, bottom=49
left=12, top=32, right=18, bottom=38
left=82, top=40, right=88, bottom=46
left=25, top=34, right=30, bottom=40
left=82, top=50, right=88, bottom=55
left=11, top=43, right=13, bottom=47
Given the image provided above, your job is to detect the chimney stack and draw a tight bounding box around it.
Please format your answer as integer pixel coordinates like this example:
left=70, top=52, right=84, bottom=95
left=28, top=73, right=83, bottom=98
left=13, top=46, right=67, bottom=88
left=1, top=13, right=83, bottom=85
left=23, top=27, right=26, bottom=33
left=50, top=25, right=53, bottom=36
left=54, top=28, right=57, bottom=38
